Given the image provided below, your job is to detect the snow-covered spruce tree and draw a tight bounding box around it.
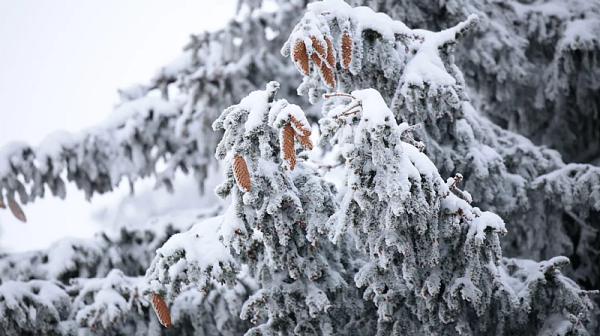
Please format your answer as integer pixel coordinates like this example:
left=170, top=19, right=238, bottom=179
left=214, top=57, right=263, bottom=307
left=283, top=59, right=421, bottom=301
left=317, top=88, right=595, bottom=335
left=145, top=82, right=375, bottom=335
left=0, top=0, right=599, bottom=334
left=348, top=0, right=600, bottom=164
left=0, top=206, right=261, bottom=336
left=144, top=87, right=596, bottom=335
left=281, top=0, right=600, bottom=326
left=142, top=4, right=596, bottom=331
left=461, top=0, right=600, bottom=164
left=0, top=0, right=309, bottom=224
left=1, top=0, right=597, bottom=300
left=319, top=89, right=507, bottom=334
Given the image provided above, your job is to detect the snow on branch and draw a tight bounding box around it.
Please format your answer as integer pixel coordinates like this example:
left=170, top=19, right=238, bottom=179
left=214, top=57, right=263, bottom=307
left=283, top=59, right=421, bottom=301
left=0, top=279, right=71, bottom=335
left=490, top=256, right=599, bottom=334
left=142, top=212, right=270, bottom=333
left=0, top=206, right=223, bottom=285
left=69, top=270, right=147, bottom=331
left=532, top=163, right=600, bottom=216
left=319, top=88, right=516, bottom=332
left=144, top=215, right=238, bottom=307
left=282, top=0, right=477, bottom=114
left=0, top=97, right=192, bottom=221
left=0, top=0, right=307, bottom=222
left=0, top=206, right=235, bottom=335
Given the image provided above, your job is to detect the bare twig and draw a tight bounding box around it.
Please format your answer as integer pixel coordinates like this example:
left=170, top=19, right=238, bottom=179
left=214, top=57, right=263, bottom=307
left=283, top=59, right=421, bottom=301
left=400, top=123, right=425, bottom=151
left=565, top=210, right=599, bottom=233
left=447, top=173, right=472, bottom=203
left=323, top=92, right=355, bottom=99
left=307, top=159, right=344, bottom=172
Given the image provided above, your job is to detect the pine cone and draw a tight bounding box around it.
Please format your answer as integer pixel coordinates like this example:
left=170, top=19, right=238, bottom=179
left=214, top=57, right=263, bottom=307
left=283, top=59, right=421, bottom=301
left=311, top=52, right=322, bottom=68
left=292, top=39, right=310, bottom=76
left=325, top=36, right=336, bottom=69
left=310, top=36, right=327, bottom=60
left=281, top=123, right=296, bottom=170
left=8, top=199, right=26, bottom=223
left=289, top=115, right=311, bottom=137
left=233, top=154, right=251, bottom=192
left=341, top=33, right=352, bottom=68
left=319, top=63, right=336, bottom=88
left=295, top=133, right=313, bottom=150
left=151, top=293, right=171, bottom=328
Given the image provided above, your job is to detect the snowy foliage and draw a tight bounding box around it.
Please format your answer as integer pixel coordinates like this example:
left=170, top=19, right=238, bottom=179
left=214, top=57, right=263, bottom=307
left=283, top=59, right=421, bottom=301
left=146, top=82, right=372, bottom=335
left=0, top=0, right=599, bottom=335
left=282, top=2, right=600, bottom=330
left=0, top=280, right=70, bottom=335
left=0, top=207, right=224, bottom=336
left=70, top=270, right=146, bottom=333
left=348, top=0, right=600, bottom=164
left=145, top=215, right=238, bottom=301
left=0, top=97, right=185, bottom=211
left=145, top=77, right=595, bottom=335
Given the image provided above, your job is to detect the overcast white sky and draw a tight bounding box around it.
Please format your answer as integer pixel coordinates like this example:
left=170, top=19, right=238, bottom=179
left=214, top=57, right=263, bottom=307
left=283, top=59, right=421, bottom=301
left=0, top=0, right=236, bottom=252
